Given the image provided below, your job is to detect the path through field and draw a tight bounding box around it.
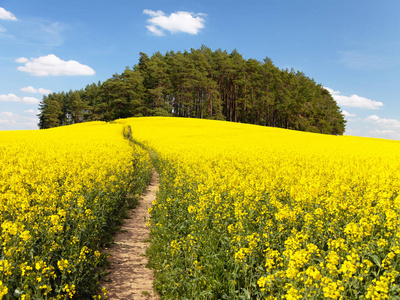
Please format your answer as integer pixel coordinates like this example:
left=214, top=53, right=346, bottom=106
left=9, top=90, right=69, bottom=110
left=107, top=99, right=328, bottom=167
left=103, top=170, right=160, bottom=299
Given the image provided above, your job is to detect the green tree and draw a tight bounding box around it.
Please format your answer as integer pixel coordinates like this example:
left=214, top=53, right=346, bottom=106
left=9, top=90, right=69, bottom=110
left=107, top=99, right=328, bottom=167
left=100, top=67, right=146, bottom=120
left=37, top=46, right=346, bottom=135
left=38, top=93, right=63, bottom=129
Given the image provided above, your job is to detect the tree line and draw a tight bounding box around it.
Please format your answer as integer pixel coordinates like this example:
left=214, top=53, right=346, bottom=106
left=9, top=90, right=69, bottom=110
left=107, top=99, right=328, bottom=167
left=38, top=45, right=346, bottom=135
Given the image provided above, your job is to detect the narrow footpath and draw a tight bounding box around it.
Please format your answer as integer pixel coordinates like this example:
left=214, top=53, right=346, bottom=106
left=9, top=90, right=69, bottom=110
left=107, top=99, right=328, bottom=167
left=103, top=170, right=160, bottom=300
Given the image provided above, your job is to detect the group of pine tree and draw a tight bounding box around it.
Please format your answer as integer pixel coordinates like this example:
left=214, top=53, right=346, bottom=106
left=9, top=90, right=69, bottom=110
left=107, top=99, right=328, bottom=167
left=38, top=46, right=346, bottom=135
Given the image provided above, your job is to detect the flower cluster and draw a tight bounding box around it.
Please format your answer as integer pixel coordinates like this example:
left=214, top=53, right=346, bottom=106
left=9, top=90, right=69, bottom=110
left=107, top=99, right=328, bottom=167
left=0, top=121, right=151, bottom=299
left=127, top=117, right=400, bottom=299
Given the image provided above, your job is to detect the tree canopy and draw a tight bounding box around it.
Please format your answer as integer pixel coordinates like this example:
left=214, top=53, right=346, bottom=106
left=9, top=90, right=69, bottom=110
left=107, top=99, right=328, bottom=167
left=38, top=46, right=346, bottom=135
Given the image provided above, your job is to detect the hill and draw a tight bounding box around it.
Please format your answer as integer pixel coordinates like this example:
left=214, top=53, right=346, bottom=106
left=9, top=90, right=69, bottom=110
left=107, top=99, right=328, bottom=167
left=38, top=46, right=346, bottom=135
left=125, top=117, right=400, bottom=299
left=1, top=117, right=400, bottom=298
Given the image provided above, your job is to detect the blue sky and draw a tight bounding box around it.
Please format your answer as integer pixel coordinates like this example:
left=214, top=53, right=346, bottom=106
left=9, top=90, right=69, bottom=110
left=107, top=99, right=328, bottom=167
left=1, top=0, right=400, bottom=139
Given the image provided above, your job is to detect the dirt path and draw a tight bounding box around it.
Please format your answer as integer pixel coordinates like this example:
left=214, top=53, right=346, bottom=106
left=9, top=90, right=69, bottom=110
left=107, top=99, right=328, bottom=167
left=103, top=170, right=160, bottom=300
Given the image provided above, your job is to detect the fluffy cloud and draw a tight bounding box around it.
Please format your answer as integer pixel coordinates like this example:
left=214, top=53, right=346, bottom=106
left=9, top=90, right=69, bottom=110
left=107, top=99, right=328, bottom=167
left=326, top=87, right=340, bottom=95
left=367, top=128, right=400, bottom=140
left=0, top=93, right=40, bottom=104
left=344, top=129, right=360, bottom=135
left=365, top=115, right=400, bottom=128
left=0, top=7, right=17, bottom=21
left=0, top=112, right=17, bottom=124
left=15, top=57, right=28, bottom=63
left=324, top=87, right=383, bottom=109
left=0, top=111, right=38, bottom=129
left=16, top=54, right=95, bottom=76
left=21, top=86, right=52, bottom=94
left=143, top=9, right=206, bottom=36
left=342, top=110, right=357, bottom=117
left=369, top=129, right=396, bottom=135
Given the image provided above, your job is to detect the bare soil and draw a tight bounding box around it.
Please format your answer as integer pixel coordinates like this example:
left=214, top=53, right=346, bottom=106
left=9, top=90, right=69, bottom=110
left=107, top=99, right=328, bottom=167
left=103, top=170, right=160, bottom=300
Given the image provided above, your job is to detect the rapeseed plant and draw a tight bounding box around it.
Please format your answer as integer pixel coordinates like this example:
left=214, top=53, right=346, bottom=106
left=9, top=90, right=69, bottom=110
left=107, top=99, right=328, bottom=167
left=126, top=117, right=400, bottom=299
left=0, top=121, right=151, bottom=299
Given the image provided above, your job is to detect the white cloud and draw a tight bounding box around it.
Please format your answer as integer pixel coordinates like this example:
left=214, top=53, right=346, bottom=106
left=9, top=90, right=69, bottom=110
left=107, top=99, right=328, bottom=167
left=21, top=86, right=52, bottom=94
left=346, top=117, right=362, bottom=123
left=336, top=94, right=384, bottom=110
left=0, top=112, right=17, bottom=125
left=15, top=54, right=95, bottom=76
left=24, top=109, right=38, bottom=114
left=143, top=9, right=164, bottom=17
left=0, top=93, right=40, bottom=104
left=326, top=88, right=340, bottom=95
left=369, top=129, right=395, bottom=135
left=344, top=129, right=360, bottom=135
left=0, top=119, right=16, bottom=125
left=367, top=128, right=400, bottom=140
left=0, top=93, right=19, bottom=102
left=0, top=111, right=38, bottom=129
left=324, top=87, right=383, bottom=109
left=143, top=9, right=206, bottom=36
left=15, top=57, right=28, bottom=63
left=0, top=7, right=17, bottom=21
left=365, top=115, right=400, bottom=128
left=365, top=115, right=380, bottom=122
left=0, top=25, right=6, bottom=32
left=342, top=110, right=357, bottom=117
left=0, top=111, right=16, bottom=118
left=146, top=25, right=164, bottom=36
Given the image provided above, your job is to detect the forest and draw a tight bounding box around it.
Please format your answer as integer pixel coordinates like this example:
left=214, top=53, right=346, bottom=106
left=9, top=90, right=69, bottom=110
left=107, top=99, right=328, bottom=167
left=37, top=46, right=346, bottom=135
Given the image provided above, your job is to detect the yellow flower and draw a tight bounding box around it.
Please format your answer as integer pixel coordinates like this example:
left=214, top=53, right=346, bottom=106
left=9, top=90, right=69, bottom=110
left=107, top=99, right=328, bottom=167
left=257, top=276, right=266, bottom=291
left=57, top=259, right=69, bottom=271
left=0, top=281, right=8, bottom=299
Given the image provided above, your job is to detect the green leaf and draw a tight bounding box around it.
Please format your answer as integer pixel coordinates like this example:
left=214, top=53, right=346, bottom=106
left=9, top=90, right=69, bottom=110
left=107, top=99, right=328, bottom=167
left=370, top=254, right=381, bottom=267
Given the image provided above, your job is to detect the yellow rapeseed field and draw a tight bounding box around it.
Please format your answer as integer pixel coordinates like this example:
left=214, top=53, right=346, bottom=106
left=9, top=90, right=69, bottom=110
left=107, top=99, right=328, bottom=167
left=3, top=116, right=400, bottom=299
left=0, top=122, right=151, bottom=299
left=125, top=117, right=400, bottom=299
